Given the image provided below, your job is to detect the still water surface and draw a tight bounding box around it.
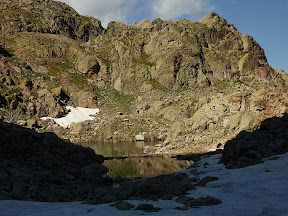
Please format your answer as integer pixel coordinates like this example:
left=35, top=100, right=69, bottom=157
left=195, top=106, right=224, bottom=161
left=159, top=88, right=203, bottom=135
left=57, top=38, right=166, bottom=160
left=81, top=141, right=193, bottom=178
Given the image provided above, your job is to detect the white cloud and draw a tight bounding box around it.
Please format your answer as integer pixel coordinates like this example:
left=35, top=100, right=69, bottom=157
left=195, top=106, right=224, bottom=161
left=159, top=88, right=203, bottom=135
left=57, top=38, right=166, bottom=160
left=151, top=0, right=214, bottom=20
left=60, top=0, right=214, bottom=27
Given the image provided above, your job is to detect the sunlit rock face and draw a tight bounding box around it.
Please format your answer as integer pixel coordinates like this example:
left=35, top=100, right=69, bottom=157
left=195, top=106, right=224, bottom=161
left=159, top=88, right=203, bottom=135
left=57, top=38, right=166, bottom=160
left=0, top=0, right=288, bottom=153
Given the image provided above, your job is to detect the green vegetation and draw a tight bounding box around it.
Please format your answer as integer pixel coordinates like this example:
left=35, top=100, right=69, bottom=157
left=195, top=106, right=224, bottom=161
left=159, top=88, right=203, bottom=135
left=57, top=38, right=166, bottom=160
left=233, top=79, right=249, bottom=87
left=87, top=50, right=111, bottom=68
left=80, top=16, right=91, bottom=26
left=0, top=83, right=8, bottom=94
left=125, top=118, right=150, bottom=134
left=99, top=88, right=136, bottom=113
left=215, top=80, right=230, bottom=92
left=78, top=45, right=86, bottom=50
left=132, top=57, right=154, bottom=67
left=47, top=59, right=89, bottom=88
left=69, top=72, right=88, bottom=87
left=104, top=159, right=140, bottom=179
left=5, top=48, right=15, bottom=55
left=147, top=79, right=173, bottom=94
left=48, top=59, right=73, bottom=76
left=126, top=28, right=140, bottom=38
left=234, top=80, right=244, bottom=85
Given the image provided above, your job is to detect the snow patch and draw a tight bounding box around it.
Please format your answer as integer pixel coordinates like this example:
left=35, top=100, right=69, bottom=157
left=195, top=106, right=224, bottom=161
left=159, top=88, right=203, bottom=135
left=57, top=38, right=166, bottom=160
left=2, top=152, right=288, bottom=215
left=41, top=106, right=99, bottom=128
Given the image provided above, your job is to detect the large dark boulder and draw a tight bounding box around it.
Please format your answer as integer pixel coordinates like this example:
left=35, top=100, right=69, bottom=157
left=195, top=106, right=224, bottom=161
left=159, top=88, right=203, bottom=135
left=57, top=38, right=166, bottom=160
left=0, top=122, right=110, bottom=202
left=220, top=114, right=288, bottom=168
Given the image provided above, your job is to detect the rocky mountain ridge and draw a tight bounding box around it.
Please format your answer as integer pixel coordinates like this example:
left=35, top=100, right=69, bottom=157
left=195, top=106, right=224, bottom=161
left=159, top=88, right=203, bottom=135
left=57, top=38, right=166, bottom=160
left=0, top=0, right=103, bottom=41
left=0, top=0, right=288, bottom=154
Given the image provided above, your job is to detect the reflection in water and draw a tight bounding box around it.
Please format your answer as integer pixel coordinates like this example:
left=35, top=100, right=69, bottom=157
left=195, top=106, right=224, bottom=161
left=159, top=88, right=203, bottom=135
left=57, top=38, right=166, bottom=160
left=80, top=142, right=193, bottom=178
left=81, top=141, right=157, bottom=157
left=104, top=157, right=193, bottom=178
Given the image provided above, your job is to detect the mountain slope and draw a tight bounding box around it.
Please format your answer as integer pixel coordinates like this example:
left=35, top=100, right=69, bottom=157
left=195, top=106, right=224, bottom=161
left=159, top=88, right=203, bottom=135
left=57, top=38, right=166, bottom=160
left=0, top=0, right=288, bottom=154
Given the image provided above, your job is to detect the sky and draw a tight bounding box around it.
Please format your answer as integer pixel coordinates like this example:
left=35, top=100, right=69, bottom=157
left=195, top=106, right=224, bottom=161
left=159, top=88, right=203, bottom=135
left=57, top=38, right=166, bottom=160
left=60, top=0, right=288, bottom=73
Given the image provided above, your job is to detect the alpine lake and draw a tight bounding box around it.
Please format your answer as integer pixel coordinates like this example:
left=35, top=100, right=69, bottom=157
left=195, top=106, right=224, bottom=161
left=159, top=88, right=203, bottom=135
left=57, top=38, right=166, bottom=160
left=80, top=141, right=193, bottom=179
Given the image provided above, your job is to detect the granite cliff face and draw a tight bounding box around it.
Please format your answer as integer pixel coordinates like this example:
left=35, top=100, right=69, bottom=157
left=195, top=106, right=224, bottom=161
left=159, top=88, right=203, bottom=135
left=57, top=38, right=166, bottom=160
left=89, top=13, right=281, bottom=92
left=0, top=0, right=288, bottom=154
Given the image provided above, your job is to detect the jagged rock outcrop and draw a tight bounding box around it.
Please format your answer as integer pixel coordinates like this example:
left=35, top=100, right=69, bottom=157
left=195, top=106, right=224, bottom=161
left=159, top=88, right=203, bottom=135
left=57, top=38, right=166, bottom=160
left=0, top=0, right=104, bottom=41
left=86, top=12, right=284, bottom=92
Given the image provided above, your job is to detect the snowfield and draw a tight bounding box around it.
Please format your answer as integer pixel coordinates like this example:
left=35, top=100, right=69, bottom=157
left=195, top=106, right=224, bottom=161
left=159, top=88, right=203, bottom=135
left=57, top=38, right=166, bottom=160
left=41, top=106, right=100, bottom=128
left=1, top=152, right=288, bottom=216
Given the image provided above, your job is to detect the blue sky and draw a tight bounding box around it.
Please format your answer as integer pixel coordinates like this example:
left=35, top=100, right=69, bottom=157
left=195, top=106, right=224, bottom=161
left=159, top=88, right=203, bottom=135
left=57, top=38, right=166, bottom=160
left=211, top=0, right=288, bottom=73
left=61, top=0, right=288, bottom=73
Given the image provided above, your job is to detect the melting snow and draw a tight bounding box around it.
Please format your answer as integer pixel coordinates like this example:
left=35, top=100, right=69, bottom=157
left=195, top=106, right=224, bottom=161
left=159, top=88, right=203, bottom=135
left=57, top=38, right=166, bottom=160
left=40, top=106, right=99, bottom=128
left=1, top=152, right=288, bottom=216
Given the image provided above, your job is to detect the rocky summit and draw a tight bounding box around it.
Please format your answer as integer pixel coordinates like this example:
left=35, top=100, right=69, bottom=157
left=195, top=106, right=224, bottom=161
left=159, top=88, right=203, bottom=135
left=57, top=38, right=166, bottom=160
left=0, top=0, right=288, bottom=156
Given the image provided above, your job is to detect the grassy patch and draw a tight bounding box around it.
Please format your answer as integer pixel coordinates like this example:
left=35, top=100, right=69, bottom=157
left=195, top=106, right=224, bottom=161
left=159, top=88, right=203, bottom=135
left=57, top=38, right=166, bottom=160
left=215, top=80, right=229, bottom=91
left=78, top=45, right=86, bottom=50
left=104, top=159, right=140, bottom=179
left=5, top=48, right=16, bottom=55
left=99, top=88, right=136, bottom=113
left=146, top=79, right=173, bottom=94
left=80, top=16, right=91, bottom=26
left=0, top=83, right=8, bottom=94
left=132, top=54, right=155, bottom=67
left=87, top=50, right=111, bottom=68
left=48, top=59, right=73, bottom=75
left=69, top=73, right=88, bottom=87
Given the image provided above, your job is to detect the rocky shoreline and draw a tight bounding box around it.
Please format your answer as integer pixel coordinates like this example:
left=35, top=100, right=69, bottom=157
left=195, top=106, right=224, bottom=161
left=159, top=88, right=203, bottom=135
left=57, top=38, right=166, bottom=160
left=1, top=113, right=287, bottom=210
left=0, top=121, right=222, bottom=206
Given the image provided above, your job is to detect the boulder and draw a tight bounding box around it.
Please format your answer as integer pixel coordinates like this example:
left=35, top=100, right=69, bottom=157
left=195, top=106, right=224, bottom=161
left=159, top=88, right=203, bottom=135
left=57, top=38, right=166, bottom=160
left=100, top=193, right=118, bottom=204
left=176, top=195, right=222, bottom=207
left=76, top=57, right=101, bottom=76
left=135, top=133, right=145, bottom=141
left=196, top=176, right=219, bottom=187
left=221, top=114, right=288, bottom=168
left=110, top=201, right=135, bottom=211
left=81, top=163, right=109, bottom=179
left=0, top=122, right=109, bottom=202
left=135, top=204, right=162, bottom=212
left=114, top=181, right=136, bottom=200
left=186, top=196, right=222, bottom=207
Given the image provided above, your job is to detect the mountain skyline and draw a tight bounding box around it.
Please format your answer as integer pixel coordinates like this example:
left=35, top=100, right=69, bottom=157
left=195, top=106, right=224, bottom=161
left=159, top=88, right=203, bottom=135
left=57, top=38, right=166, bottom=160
left=60, top=0, right=288, bottom=74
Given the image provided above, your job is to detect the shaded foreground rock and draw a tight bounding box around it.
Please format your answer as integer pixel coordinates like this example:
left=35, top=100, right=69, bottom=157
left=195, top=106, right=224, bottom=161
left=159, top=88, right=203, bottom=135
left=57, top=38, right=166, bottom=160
left=195, top=176, right=219, bottom=187
left=84, top=172, right=195, bottom=205
left=110, top=201, right=135, bottom=211
left=0, top=122, right=111, bottom=202
left=129, top=172, right=195, bottom=200
left=135, top=204, right=162, bottom=212
left=221, top=114, right=288, bottom=168
left=176, top=195, right=222, bottom=207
